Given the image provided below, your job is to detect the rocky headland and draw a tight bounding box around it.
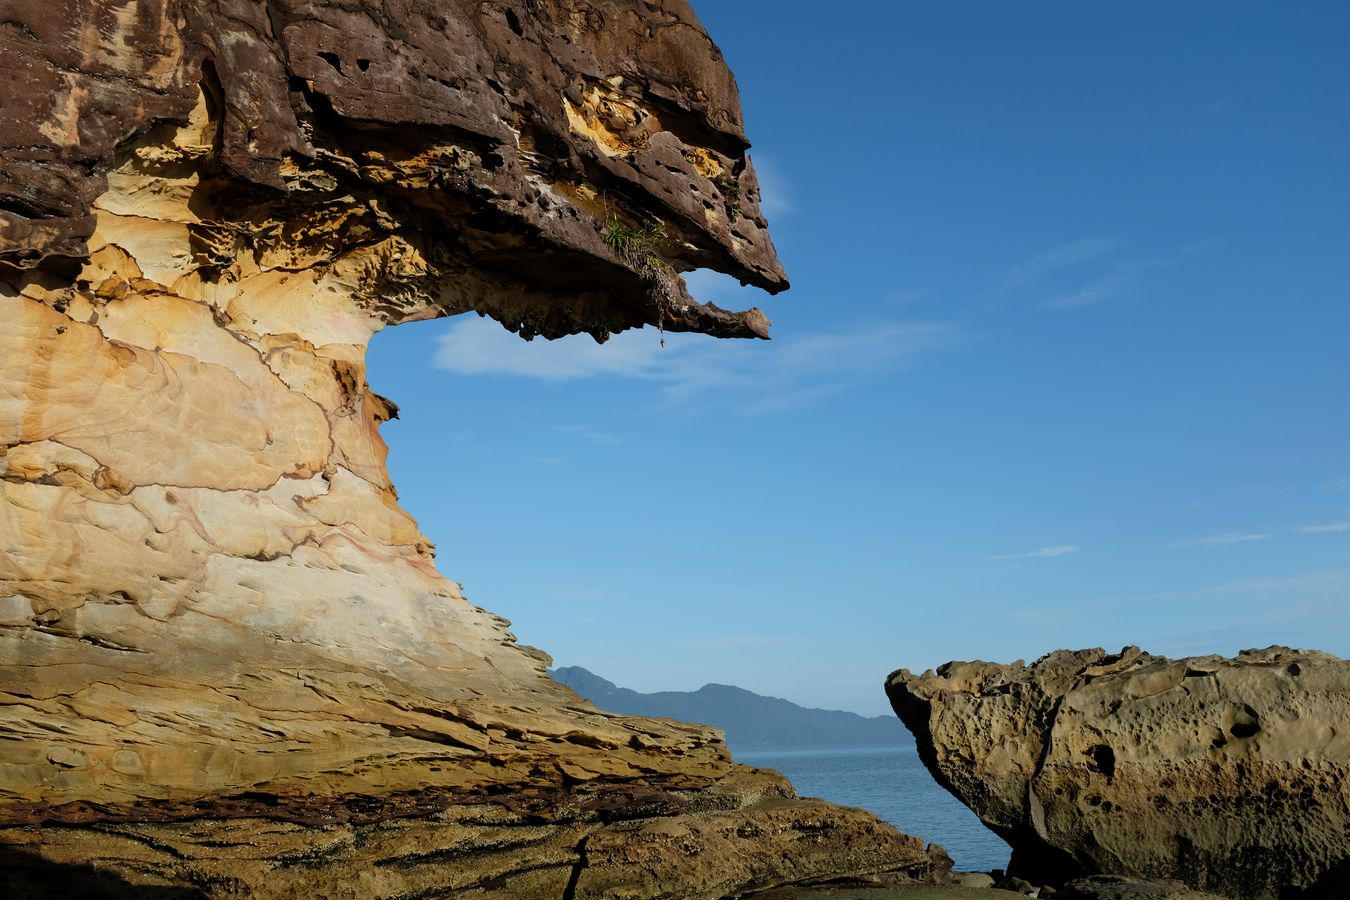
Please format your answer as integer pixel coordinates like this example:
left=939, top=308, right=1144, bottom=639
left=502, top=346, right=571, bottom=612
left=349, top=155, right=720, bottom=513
left=887, top=646, right=1350, bottom=900
left=0, top=2, right=949, bottom=896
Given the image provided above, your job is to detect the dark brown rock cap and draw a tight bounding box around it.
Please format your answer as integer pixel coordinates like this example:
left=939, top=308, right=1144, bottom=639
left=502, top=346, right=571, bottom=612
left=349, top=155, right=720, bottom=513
left=1, top=0, right=786, bottom=340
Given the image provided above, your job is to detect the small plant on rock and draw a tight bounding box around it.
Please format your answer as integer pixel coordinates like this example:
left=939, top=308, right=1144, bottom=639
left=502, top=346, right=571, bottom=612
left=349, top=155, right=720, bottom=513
left=598, top=212, right=678, bottom=344
left=716, top=177, right=742, bottom=219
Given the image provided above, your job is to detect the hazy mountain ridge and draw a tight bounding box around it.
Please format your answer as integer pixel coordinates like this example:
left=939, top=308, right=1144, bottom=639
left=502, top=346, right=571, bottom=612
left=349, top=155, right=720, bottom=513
left=552, top=666, right=909, bottom=750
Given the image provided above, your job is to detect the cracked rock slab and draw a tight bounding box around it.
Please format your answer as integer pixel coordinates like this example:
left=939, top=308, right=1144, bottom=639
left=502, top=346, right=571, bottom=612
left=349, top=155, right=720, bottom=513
left=887, top=646, right=1350, bottom=900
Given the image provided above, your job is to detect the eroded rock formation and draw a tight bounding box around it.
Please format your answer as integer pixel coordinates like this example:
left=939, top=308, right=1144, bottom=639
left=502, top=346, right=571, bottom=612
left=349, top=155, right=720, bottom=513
left=0, top=2, right=946, bottom=896
left=887, top=647, right=1350, bottom=900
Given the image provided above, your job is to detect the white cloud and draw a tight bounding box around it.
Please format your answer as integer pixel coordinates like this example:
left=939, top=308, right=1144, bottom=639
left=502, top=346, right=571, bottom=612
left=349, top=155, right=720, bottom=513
left=988, top=545, right=1079, bottom=561
left=1007, top=237, right=1116, bottom=286
left=1297, top=522, right=1350, bottom=534
left=1166, top=532, right=1269, bottom=549
left=433, top=314, right=964, bottom=415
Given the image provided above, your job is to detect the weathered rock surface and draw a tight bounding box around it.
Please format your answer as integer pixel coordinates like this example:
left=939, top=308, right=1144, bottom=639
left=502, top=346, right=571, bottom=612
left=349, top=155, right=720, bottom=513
left=887, top=647, right=1350, bottom=900
left=3, top=792, right=935, bottom=899
left=0, top=2, right=944, bottom=896
left=2, top=0, right=786, bottom=337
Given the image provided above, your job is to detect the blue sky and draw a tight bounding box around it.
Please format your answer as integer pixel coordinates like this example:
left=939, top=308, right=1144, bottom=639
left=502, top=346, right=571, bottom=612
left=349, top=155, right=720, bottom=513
left=369, top=2, right=1349, bottom=716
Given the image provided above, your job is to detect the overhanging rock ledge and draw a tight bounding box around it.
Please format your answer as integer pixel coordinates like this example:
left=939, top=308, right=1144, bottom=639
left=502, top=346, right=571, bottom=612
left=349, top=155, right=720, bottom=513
left=0, top=2, right=944, bottom=896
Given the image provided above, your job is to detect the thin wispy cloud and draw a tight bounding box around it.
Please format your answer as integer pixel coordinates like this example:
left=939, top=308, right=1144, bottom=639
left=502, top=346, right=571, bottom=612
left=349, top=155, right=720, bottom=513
left=749, top=153, right=792, bottom=218
left=1044, top=257, right=1172, bottom=310
left=1045, top=269, right=1131, bottom=309
left=1297, top=522, right=1350, bottom=534
left=433, top=318, right=658, bottom=380
left=673, top=635, right=787, bottom=651
left=1108, top=569, right=1350, bottom=659
left=886, top=288, right=930, bottom=306
left=1007, top=237, right=1116, bottom=286
left=988, top=545, right=1078, bottom=561
left=1166, top=532, right=1269, bottom=549
left=1030, top=545, right=1078, bottom=557
left=991, top=605, right=1090, bottom=627
left=1143, top=568, right=1350, bottom=601
left=1183, top=236, right=1224, bottom=254
left=433, top=315, right=965, bottom=415
left=539, top=586, right=613, bottom=602
left=681, top=268, right=743, bottom=305
left=1006, top=239, right=1171, bottom=311
left=556, top=424, right=619, bottom=445
left=657, top=321, right=962, bottom=412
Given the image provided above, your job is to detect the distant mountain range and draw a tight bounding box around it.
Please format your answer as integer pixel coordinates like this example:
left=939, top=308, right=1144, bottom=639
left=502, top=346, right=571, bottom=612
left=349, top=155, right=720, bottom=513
left=551, top=666, right=909, bottom=751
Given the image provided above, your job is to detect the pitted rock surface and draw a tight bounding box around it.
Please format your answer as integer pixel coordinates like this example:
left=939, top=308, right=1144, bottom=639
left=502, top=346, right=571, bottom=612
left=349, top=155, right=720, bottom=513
left=887, top=647, right=1350, bottom=900
left=0, top=3, right=947, bottom=897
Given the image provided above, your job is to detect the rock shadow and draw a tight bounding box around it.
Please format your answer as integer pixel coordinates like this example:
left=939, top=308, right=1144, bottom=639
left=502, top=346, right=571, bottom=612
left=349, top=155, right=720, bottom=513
left=1, top=845, right=208, bottom=900
left=1299, top=857, right=1350, bottom=900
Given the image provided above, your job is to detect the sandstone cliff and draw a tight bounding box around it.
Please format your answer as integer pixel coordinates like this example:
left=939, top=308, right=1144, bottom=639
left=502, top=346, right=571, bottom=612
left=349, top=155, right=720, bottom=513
left=887, top=647, right=1350, bottom=900
left=0, top=3, right=945, bottom=896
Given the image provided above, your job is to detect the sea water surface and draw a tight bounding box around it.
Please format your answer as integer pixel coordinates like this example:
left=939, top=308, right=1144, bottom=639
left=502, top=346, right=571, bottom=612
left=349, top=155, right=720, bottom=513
left=733, top=745, right=1011, bottom=873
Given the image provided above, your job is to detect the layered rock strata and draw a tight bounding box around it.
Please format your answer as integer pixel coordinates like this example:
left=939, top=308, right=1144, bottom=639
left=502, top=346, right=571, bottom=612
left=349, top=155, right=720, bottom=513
left=887, top=647, right=1350, bottom=900
left=0, top=2, right=944, bottom=895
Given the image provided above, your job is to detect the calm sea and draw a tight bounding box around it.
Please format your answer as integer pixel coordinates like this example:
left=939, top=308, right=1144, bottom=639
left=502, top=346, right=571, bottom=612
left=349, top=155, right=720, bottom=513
left=733, top=744, right=1011, bottom=873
